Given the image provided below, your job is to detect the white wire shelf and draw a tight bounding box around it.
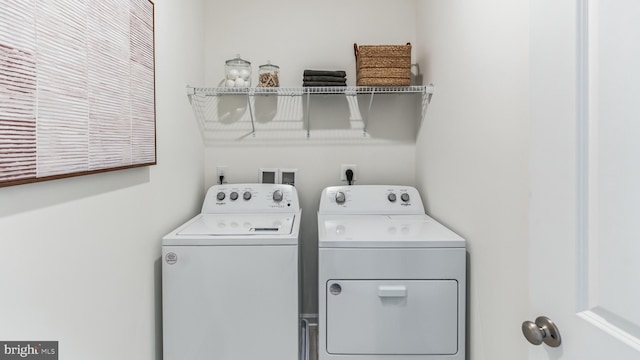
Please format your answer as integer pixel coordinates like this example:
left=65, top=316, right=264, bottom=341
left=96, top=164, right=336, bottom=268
left=186, top=84, right=434, bottom=142
left=187, top=85, right=434, bottom=97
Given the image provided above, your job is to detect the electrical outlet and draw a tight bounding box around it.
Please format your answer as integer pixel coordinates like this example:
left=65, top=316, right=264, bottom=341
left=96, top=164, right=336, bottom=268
left=340, top=164, right=357, bottom=182
left=216, top=166, right=228, bottom=184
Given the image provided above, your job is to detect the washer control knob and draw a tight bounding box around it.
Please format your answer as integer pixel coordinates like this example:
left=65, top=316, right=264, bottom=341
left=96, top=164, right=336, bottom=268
left=273, top=189, right=283, bottom=202
left=230, top=191, right=238, bottom=201
left=216, top=192, right=225, bottom=201
left=335, top=191, right=346, bottom=204
left=401, top=193, right=410, bottom=202
left=243, top=191, right=252, bottom=200
left=388, top=193, right=397, bottom=202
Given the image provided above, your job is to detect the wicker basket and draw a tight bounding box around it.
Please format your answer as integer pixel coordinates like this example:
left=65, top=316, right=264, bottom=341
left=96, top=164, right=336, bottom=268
left=354, top=43, right=411, bottom=86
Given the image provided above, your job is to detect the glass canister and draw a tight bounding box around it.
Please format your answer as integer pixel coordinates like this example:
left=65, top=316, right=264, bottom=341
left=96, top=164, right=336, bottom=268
left=225, top=55, right=251, bottom=88
left=258, top=61, right=279, bottom=87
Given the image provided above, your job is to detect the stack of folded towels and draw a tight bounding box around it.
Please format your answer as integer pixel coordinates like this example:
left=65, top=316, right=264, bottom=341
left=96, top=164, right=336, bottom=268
left=302, top=70, right=347, bottom=87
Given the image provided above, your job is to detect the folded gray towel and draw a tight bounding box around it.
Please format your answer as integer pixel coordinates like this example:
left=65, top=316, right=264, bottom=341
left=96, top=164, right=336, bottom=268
left=303, top=76, right=346, bottom=83
left=303, top=70, right=347, bottom=77
left=303, top=81, right=347, bottom=87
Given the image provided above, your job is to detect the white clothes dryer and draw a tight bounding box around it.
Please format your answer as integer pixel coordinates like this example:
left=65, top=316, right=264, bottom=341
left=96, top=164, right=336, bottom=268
left=162, top=184, right=301, bottom=360
left=318, top=185, right=466, bottom=360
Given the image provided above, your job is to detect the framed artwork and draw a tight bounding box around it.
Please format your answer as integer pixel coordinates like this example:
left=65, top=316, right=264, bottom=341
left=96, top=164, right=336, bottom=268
left=0, top=0, right=155, bottom=187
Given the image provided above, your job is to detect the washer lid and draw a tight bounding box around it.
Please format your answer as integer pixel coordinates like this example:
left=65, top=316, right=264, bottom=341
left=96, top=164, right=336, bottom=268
left=318, top=214, right=465, bottom=248
left=163, top=213, right=299, bottom=245
left=178, top=214, right=295, bottom=236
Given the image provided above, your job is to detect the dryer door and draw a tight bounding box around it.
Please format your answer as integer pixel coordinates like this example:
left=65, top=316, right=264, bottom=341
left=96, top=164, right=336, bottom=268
left=326, top=279, right=458, bottom=355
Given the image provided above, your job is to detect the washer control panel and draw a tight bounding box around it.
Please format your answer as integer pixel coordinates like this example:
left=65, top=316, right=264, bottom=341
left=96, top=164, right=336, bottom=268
left=202, top=183, right=299, bottom=213
left=386, top=192, right=411, bottom=203
left=319, top=185, right=425, bottom=215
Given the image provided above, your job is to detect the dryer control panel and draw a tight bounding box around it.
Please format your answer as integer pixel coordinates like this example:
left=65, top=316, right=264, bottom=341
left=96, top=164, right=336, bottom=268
left=319, top=185, right=425, bottom=215
left=202, top=184, right=300, bottom=213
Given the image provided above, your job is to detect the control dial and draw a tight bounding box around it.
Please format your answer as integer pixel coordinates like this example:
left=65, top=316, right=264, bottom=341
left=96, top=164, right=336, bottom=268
left=216, top=192, right=225, bottom=201
left=243, top=191, right=252, bottom=200
left=401, top=193, right=410, bottom=202
left=335, top=191, right=346, bottom=204
left=230, top=192, right=238, bottom=201
left=388, top=193, right=397, bottom=202
left=273, top=189, right=283, bottom=202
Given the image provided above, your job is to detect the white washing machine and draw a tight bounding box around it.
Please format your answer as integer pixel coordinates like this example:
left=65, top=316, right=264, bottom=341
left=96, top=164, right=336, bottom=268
left=318, top=185, right=466, bottom=360
left=162, top=183, right=301, bottom=360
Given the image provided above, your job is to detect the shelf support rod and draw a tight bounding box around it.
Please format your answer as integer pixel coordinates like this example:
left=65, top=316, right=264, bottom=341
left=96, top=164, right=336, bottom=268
left=247, top=94, right=256, bottom=135
left=425, top=84, right=434, bottom=103
left=364, top=89, right=375, bottom=135
left=306, top=91, right=311, bottom=138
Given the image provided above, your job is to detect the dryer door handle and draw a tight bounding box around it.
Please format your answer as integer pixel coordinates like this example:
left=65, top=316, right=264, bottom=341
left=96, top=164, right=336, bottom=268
left=378, top=285, right=407, bottom=298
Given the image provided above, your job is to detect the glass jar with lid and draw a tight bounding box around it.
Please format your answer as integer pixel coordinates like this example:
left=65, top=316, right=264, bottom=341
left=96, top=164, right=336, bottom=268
left=225, top=55, right=251, bottom=88
left=258, top=61, right=279, bottom=87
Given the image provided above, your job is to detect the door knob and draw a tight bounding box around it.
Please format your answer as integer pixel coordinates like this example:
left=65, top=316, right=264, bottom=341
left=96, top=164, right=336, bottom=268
left=522, top=316, right=561, bottom=347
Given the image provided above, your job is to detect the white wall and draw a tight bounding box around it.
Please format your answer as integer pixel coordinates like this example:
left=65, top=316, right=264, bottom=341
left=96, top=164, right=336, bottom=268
left=0, top=1, right=537, bottom=359
left=203, top=0, right=418, bottom=88
left=0, top=1, right=205, bottom=359
left=202, top=0, right=420, bottom=314
left=415, top=1, right=530, bottom=359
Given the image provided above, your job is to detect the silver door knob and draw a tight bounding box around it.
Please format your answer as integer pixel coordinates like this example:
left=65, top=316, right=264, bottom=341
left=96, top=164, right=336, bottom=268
left=522, top=316, right=561, bottom=347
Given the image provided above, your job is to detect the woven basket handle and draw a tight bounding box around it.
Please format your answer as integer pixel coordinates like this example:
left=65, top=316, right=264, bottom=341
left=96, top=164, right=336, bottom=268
left=354, top=42, right=412, bottom=59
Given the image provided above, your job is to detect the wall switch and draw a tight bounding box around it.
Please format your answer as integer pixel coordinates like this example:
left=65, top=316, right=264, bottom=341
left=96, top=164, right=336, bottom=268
left=216, top=166, right=228, bottom=184
left=340, top=164, right=357, bottom=182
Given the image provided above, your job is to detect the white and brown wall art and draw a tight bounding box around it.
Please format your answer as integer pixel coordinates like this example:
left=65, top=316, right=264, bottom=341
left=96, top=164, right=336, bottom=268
left=0, top=0, right=155, bottom=187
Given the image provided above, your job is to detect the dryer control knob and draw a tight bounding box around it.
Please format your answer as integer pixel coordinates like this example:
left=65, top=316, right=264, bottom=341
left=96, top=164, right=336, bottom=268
left=388, top=193, right=397, bottom=202
left=335, top=191, right=346, bottom=204
left=216, top=192, right=225, bottom=201
left=273, top=189, right=283, bottom=202
left=243, top=191, right=252, bottom=200
left=230, top=192, right=239, bottom=201
left=401, top=193, right=410, bottom=202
